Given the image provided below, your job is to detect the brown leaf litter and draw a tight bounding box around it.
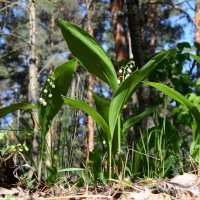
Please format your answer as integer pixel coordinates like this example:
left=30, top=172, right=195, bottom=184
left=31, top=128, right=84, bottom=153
left=2, top=154, right=200, bottom=199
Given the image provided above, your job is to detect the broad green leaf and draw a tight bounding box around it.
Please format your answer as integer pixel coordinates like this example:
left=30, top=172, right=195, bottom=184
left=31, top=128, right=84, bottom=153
left=190, top=53, right=200, bottom=63
left=109, top=50, right=170, bottom=136
left=196, top=78, right=200, bottom=86
left=164, top=155, right=176, bottom=176
left=38, top=59, right=76, bottom=134
left=123, top=106, right=156, bottom=135
left=0, top=103, right=36, bottom=118
left=59, top=19, right=118, bottom=91
left=93, top=93, right=110, bottom=123
left=62, top=97, right=111, bottom=141
left=177, top=42, right=191, bottom=51
left=144, top=82, right=200, bottom=129
left=190, top=121, right=200, bottom=161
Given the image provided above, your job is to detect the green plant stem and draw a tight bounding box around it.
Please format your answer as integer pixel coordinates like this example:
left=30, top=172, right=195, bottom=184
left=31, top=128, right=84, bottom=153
left=118, top=115, right=121, bottom=155
left=108, top=142, right=112, bottom=180
left=117, top=115, right=122, bottom=173
left=38, top=133, right=45, bottom=181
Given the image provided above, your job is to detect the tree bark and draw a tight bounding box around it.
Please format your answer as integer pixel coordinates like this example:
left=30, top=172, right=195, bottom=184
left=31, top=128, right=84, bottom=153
left=85, top=0, right=95, bottom=160
left=149, top=3, right=156, bottom=56
left=50, top=13, right=55, bottom=50
left=29, top=0, right=39, bottom=165
left=126, top=0, right=145, bottom=67
left=110, top=0, right=129, bottom=61
left=126, top=0, right=149, bottom=131
left=195, top=0, right=200, bottom=76
left=29, top=0, right=38, bottom=104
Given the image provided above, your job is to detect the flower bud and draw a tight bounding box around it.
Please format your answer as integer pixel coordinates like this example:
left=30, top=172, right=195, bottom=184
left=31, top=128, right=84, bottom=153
left=44, top=89, right=48, bottom=93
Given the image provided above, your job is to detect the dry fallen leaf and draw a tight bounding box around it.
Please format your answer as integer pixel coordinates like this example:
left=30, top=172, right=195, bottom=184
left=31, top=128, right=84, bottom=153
left=0, top=187, right=19, bottom=196
left=170, top=173, right=198, bottom=187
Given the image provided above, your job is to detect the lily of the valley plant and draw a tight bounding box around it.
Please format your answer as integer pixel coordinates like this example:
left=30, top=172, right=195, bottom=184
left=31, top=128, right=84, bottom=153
left=1, top=19, right=200, bottom=180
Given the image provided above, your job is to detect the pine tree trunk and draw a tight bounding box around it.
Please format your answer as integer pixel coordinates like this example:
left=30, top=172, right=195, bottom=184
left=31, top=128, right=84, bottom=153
left=126, top=0, right=145, bottom=67
left=149, top=3, right=156, bottom=56
left=126, top=0, right=149, bottom=130
left=85, top=0, right=95, bottom=160
left=110, top=0, right=129, bottom=62
left=29, top=0, right=39, bottom=165
left=195, top=0, right=200, bottom=76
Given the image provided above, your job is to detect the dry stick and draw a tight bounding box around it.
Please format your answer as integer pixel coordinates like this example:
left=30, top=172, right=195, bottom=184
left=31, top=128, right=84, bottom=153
left=0, top=45, right=28, bottom=59
left=0, top=2, right=18, bottom=12
left=147, top=0, right=199, bottom=32
left=44, top=195, right=112, bottom=199
left=128, top=148, right=161, bottom=160
left=0, top=32, right=30, bottom=46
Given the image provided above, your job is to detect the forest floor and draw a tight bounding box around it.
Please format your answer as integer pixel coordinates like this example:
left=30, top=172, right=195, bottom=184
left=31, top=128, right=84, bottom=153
left=2, top=154, right=200, bottom=199
left=2, top=174, right=200, bottom=200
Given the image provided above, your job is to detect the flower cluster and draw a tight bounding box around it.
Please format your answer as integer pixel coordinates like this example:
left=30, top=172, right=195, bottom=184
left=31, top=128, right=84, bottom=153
left=117, top=60, right=136, bottom=85
left=38, top=72, right=55, bottom=106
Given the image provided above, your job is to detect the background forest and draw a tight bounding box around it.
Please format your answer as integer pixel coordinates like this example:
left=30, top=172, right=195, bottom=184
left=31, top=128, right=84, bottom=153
left=1, top=0, right=200, bottom=188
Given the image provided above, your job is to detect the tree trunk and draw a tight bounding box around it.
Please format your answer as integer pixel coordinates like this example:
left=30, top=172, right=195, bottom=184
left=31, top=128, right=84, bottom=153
left=149, top=3, right=156, bottom=56
left=85, top=0, right=95, bottom=160
left=50, top=14, right=55, bottom=50
left=110, top=0, right=129, bottom=62
left=141, top=1, right=156, bottom=56
left=29, top=0, right=39, bottom=165
left=126, top=0, right=145, bottom=67
left=126, top=0, right=149, bottom=131
left=195, top=0, right=200, bottom=76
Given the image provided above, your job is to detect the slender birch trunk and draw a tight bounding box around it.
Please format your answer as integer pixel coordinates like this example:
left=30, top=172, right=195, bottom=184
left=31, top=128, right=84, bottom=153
left=29, top=0, right=39, bottom=165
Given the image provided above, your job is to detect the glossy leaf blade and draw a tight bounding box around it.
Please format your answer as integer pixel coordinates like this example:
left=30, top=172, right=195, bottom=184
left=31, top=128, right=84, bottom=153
left=62, top=97, right=111, bottom=141
left=93, top=93, right=110, bottom=123
left=38, top=59, right=76, bottom=134
left=59, top=19, right=118, bottom=91
left=190, top=53, right=200, bottom=63
left=145, top=82, right=200, bottom=128
left=0, top=103, right=36, bottom=118
left=109, top=51, right=170, bottom=136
